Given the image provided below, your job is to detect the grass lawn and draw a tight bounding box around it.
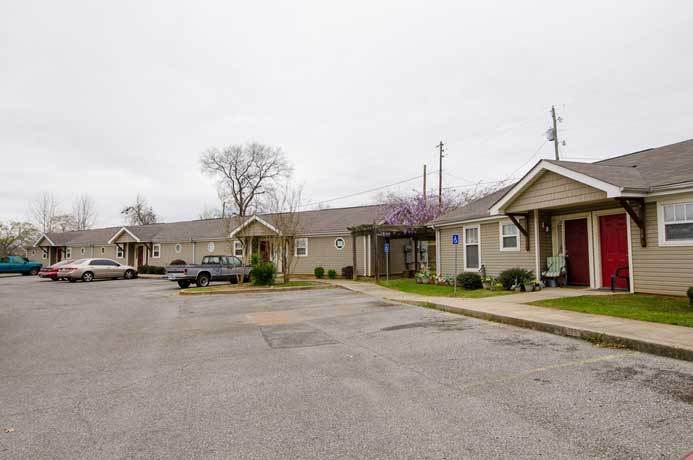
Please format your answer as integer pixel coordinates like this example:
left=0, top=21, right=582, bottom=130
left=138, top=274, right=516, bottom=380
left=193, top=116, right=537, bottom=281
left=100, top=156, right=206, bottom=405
left=378, top=278, right=514, bottom=298
left=530, top=294, right=693, bottom=327
left=182, top=280, right=320, bottom=294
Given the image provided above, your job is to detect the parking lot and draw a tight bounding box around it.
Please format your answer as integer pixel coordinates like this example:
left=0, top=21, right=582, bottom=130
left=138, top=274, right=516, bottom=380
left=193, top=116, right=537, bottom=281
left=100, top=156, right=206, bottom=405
left=1, top=276, right=692, bottom=459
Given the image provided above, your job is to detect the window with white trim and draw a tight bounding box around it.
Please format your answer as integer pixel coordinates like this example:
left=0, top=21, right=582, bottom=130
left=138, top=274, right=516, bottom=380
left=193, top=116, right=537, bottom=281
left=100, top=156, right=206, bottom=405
left=661, top=201, right=693, bottom=244
left=174, top=243, right=182, bottom=254
left=500, top=222, right=520, bottom=251
left=334, top=237, right=346, bottom=250
left=152, top=244, right=161, bottom=258
left=463, top=227, right=480, bottom=270
left=66, top=247, right=72, bottom=259
left=295, top=238, right=308, bottom=257
left=233, top=241, right=244, bottom=257
left=100, top=247, right=105, bottom=254
left=80, top=248, right=85, bottom=255
left=42, top=251, right=47, bottom=260
left=116, top=246, right=124, bottom=259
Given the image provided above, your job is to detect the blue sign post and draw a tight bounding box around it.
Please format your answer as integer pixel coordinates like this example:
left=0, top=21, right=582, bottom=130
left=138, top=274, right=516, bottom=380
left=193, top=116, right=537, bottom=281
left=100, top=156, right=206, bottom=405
left=452, top=234, right=460, bottom=295
left=384, top=242, right=390, bottom=283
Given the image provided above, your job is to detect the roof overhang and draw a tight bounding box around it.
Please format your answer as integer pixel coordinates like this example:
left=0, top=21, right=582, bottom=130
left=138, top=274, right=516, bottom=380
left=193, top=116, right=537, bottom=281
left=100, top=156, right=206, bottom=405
left=108, top=227, right=142, bottom=244
left=490, top=160, right=644, bottom=214
left=33, top=233, right=55, bottom=247
left=229, top=215, right=280, bottom=238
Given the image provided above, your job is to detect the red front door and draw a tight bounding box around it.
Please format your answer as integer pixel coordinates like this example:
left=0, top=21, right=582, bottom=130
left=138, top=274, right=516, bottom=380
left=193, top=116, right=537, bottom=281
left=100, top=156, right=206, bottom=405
left=136, top=246, right=144, bottom=267
left=564, top=218, right=590, bottom=286
left=599, top=214, right=629, bottom=289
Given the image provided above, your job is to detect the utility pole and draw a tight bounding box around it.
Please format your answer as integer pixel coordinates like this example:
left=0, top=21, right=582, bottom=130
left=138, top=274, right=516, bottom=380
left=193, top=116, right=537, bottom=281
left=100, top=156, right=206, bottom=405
left=436, top=141, right=444, bottom=206
left=422, top=164, right=427, bottom=202
left=551, top=106, right=559, bottom=160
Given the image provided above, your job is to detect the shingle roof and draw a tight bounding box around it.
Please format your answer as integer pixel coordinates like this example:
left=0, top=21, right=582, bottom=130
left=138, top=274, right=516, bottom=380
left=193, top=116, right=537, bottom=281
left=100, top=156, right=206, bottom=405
left=543, top=160, right=649, bottom=190
left=431, top=186, right=513, bottom=226
left=39, top=205, right=388, bottom=246
left=594, top=138, right=693, bottom=188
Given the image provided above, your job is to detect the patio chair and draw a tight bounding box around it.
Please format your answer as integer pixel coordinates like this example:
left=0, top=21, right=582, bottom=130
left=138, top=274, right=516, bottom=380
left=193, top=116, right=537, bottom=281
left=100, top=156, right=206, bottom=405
left=542, top=256, right=567, bottom=287
left=610, top=266, right=630, bottom=292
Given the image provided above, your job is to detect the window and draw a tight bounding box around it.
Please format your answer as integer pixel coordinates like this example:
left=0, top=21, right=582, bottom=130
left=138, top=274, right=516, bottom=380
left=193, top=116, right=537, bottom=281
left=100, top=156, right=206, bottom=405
left=500, top=222, right=520, bottom=251
left=227, top=256, right=241, bottom=267
left=42, top=251, right=47, bottom=260
left=463, top=226, right=480, bottom=271
left=152, top=244, right=161, bottom=258
left=205, top=256, right=220, bottom=264
left=295, top=238, right=308, bottom=257
left=233, top=241, right=244, bottom=257
left=80, top=248, right=86, bottom=255
left=116, top=246, right=124, bottom=259
left=100, top=247, right=105, bottom=254
left=66, top=247, right=72, bottom=259
left=174, top=243, right=182, bottom=254
left=334, top=237, right=346, bottom=250
left=660, top=201, right=693, bottom=245
left=207, top=242, right=215, bottom=253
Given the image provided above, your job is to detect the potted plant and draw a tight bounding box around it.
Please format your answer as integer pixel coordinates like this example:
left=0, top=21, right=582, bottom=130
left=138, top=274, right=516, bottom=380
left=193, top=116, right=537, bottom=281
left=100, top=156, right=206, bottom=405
left=415, top=269, right=431, bottom=284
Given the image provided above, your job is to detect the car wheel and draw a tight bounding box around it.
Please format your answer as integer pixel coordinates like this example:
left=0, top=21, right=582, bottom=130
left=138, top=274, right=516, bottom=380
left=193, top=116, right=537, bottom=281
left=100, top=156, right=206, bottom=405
left=81, top=271, right=94, bottom=282
left=51, top=277, right=59, bottom=281
left=177, top=280, right=191, bottom=289
left=29, top=268, right=39, bottom=276
left=124, top=269, right=135, bottom=280
left=196, top=274, right=210, bottom=288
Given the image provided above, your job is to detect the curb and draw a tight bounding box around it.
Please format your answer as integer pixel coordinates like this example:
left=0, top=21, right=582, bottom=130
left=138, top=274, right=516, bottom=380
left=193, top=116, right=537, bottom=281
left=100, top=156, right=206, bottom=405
left=398, top=299, right=693, bottom=362
left=179, top=284, right=336, bottom=296
left=137, top=274, right=166, bottom=280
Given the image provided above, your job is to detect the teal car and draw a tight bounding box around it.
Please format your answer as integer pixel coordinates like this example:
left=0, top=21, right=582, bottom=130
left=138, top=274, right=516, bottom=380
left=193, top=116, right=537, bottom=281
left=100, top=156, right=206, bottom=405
left=0, top=256, right=42, bottom=276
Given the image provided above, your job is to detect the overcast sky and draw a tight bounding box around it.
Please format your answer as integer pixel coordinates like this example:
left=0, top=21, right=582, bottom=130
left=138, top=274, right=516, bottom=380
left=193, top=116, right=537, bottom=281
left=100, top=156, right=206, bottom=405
left=2, top=1, right=692, bottom=227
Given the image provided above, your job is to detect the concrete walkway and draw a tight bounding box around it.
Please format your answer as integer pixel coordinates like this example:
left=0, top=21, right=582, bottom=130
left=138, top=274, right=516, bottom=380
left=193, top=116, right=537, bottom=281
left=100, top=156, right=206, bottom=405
left=329, top=280, right=693, bottom=361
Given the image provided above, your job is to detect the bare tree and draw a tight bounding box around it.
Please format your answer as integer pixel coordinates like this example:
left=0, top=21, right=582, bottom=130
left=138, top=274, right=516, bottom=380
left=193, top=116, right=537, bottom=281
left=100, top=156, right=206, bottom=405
left=72, top=195, right=97, bottom=230
left=200, top=142, right=292, bottom=218
left=50, top=214, right=78, bottom=232
left=121, top=195, right=157, bottom=225
left=263, top=182, right=304, bottom=283
left=0, top=221, right=38, bottom=257
left=28, top=192, right=58, bottom=233
left=199, top=207, right=223, bottom=220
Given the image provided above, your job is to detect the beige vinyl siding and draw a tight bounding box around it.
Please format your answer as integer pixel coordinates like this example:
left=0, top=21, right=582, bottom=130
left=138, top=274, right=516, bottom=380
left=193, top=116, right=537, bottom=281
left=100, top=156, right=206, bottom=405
left=26, top=248, right=48, bottom=265
left=374, top=237, right=407, bottom=275
left=240, top=221, right=276, bottom=237
left=506, top=171, right=607, bottom=212
left=291, top=235, right=357, bottom=275
left=538, top=211, right=554, bottom=272
left=113, top=232, right=138, bottom=243
left=438, top=219, right=537, bottom=277
left=157, top=242, right=195, bottom=265
left=631, top=200, right=693, bottom=296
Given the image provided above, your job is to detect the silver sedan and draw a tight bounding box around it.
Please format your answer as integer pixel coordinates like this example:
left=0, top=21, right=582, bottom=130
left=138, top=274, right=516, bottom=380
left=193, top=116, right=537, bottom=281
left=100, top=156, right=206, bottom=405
left=58, top=258, right=138, bottom=282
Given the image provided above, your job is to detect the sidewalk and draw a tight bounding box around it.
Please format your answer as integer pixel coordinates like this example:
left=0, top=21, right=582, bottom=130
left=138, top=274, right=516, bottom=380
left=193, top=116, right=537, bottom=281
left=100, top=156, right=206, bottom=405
left=329, top=279, right=693, bottom=362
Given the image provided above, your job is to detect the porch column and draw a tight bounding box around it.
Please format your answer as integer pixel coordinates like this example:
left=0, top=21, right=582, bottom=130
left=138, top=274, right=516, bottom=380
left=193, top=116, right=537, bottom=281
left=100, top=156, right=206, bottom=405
left=533, top=209, right=541, bottom=278
left=351, top=232, right=357, bottom=280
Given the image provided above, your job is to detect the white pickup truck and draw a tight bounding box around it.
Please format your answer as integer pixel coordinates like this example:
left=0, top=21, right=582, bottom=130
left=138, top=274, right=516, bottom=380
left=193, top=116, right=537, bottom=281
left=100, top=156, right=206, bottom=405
left=165, top=255, right=251, bottom=288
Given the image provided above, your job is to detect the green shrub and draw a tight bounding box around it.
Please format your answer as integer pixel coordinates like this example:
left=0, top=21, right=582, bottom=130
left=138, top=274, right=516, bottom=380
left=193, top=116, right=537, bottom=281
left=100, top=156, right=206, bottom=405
left=498, top=267, right=534, bottom=290
left=456, top=272, right=483, bottom=290
left=139, top=264, right=149, bottom=274
left=314, top=266, right=325, bottom=279
left=688, top=287, right=693, bottom=305
left=250, top=262, right=276, bottom=286
left=327, top=269, right=337, bottom=279
left=250, top=254, right=260, bottom=267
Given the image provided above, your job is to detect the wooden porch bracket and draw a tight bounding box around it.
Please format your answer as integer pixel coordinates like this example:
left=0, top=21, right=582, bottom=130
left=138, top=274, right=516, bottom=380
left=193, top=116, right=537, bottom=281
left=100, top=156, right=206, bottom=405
left=616, top=198, right=647, bottom=247
left=143, top=242, right=153, bottom=255
left=115, top=242, right=125, bottom=253
left=506, top=213, right=531, bottom=251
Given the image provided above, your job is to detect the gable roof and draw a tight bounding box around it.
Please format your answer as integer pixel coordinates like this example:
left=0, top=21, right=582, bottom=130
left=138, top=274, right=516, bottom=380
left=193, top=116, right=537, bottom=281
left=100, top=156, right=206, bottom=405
left=431, top=186, right=513, bottom=226
left=37, top=204, right=388, bottom=247
left=434, top=138, right=693, bottom=225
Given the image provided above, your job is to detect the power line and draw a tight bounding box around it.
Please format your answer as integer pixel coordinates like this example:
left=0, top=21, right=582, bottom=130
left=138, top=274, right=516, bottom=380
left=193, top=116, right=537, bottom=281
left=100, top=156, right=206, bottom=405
left=302, top=169, right=440, bottom=209
left=502, top=140, right=548, bottom=182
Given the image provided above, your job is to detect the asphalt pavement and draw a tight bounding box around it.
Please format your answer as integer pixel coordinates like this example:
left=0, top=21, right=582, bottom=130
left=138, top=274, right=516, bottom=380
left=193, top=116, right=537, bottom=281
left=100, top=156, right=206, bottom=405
left=1, top=276, right=691, bottom=459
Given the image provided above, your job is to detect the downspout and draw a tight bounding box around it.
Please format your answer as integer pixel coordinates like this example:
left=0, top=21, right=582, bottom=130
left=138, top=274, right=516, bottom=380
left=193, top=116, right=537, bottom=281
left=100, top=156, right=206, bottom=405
left=191, top=238, right=196, bottom=264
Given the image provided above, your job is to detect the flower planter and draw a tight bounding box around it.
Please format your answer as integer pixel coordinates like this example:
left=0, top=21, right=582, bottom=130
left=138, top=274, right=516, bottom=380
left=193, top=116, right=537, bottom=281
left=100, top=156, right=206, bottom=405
left=523, top=283, right=534, bottom=292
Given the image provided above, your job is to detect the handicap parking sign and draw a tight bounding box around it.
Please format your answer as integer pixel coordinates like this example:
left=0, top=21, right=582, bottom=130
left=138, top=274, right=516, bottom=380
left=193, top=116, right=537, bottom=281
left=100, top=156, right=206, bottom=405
left=452, top=234, right=460, bottom=245
left=384, top=242, right=390, bottom=253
